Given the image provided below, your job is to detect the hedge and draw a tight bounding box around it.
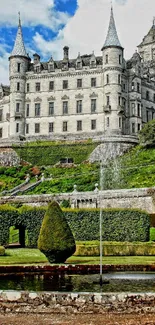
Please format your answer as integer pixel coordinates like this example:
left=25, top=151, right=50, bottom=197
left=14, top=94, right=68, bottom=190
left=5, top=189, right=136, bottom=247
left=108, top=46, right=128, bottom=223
left=75, top=242, right=155, bottom=256
left=0, top=205, right=150, bottom=247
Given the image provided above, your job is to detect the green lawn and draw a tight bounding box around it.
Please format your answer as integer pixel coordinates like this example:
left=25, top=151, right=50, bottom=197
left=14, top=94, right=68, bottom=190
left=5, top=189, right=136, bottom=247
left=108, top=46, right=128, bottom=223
left=0, top=248, right=155, bottom=265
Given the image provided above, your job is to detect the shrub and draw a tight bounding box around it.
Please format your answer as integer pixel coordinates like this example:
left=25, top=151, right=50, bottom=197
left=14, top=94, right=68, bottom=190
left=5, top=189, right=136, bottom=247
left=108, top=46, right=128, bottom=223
left=139, top=119, right=155, bottom=147
left=0, top=246, right=5, bottom=256
left=38, top=201, right=76, bottom=263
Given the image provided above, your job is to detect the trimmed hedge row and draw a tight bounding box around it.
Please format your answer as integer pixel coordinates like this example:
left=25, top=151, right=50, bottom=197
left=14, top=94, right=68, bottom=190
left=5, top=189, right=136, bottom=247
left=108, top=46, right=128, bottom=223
left=75, top=242, right=155, bottom=256
left=0, top=205, right=150, bottom=247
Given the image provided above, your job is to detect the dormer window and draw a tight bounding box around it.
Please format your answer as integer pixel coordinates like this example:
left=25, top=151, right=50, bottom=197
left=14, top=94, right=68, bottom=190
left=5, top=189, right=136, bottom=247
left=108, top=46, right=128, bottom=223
left=35, top=65, right=40, bottom=73
left=49, top=64, right=54, bottom=72
left=76, top=61, right=82, bottom=69
left=90, top=52, right=96, bottom=68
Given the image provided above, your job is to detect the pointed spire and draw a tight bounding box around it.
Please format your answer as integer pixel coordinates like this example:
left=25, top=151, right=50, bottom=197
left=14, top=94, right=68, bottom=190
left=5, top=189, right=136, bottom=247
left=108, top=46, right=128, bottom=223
left=102, top=6, right=122, bottom=50
left=10, top=13, right=28, bottom=58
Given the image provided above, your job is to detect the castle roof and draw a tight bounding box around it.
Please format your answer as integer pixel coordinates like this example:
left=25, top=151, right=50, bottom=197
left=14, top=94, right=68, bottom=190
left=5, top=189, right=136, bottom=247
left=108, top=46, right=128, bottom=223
left=10, top=15, right=28, bottom=58
left=102, top=7, right=122, bottom=50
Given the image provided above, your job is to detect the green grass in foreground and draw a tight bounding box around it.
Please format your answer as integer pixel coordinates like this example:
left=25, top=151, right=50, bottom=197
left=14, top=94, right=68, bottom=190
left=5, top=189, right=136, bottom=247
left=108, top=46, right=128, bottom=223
left=0, top=249, right=155, bottom=265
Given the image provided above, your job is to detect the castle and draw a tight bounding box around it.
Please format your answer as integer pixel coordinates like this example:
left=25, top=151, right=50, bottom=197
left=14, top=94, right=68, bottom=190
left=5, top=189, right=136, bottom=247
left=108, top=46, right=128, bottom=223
left=0, top=7, right=155, bottom=143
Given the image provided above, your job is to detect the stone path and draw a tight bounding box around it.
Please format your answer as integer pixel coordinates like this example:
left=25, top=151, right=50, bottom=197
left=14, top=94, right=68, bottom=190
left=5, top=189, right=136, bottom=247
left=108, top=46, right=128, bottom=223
left=0, top=313, right=155, bottom=325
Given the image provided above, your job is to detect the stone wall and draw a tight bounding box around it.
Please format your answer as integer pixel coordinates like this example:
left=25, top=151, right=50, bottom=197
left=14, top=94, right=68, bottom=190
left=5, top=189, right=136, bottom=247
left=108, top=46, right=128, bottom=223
left=0, top=187, right=155, bottom=213
left=0, top=147, right=20, bottom=166
left=0, top=291, right=155, bottom=314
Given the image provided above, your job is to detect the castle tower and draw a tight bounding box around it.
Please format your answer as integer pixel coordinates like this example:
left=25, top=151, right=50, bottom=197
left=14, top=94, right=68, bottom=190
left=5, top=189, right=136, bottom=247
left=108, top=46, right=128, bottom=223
left=9, top=14, right=30, bottom=139
left=102, top=6, right=124, bottom=135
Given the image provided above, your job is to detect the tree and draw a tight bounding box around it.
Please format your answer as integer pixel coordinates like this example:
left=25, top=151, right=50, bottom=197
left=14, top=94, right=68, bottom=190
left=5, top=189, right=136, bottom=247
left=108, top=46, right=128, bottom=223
left=139, top=119, right=155, bottom=147
left=38, top=201, right=76, bottom=263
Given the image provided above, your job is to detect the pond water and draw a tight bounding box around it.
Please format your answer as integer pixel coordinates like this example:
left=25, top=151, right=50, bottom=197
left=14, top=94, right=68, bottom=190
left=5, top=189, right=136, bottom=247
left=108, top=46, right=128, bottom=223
left=0, top=272, right=155, bottom=292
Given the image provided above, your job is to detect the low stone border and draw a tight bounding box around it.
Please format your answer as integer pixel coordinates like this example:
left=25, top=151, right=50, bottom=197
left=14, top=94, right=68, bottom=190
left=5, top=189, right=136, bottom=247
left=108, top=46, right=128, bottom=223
left=0, top=264, right=155, bottom=275
left=0, top=291, right=155, bottom=314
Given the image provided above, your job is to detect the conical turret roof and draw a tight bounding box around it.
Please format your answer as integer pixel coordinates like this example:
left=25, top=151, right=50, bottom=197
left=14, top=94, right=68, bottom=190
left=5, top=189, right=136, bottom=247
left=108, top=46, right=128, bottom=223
left=10, top=14, right=28, bottom=58
left=102, top=7, right=122, bottom=50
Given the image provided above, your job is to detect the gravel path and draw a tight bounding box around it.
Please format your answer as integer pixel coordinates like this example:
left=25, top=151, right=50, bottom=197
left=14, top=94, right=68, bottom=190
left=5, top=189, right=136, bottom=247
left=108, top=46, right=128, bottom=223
left=0, top=313, right=155, bottom=325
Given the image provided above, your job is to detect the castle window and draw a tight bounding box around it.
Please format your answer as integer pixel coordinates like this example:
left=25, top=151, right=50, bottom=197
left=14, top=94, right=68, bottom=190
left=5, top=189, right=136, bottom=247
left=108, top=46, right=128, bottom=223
left=63, top=101, right=68, bottom=114
left=16, top=103, right=20, bottom=112
left=17, top=63, right=21, bottom=73
left=119, top=55, right=122, bottom=65
left=76, top=100, right=82, bottom=113
left=0, top=109, right=3, bottom=121
left=137, top=103, right=141, bottom=117
left=77, top=120, right=82, bottom=131
left=131, top=82, right=134, bottom=91
left=26, top=104, right=29, bottom=117
left=132, top=123, right=135, bottom=133
left=36, top=83, right=40, bottom=91
left=152, top=112, right=154, bottom=120
left=138, top=123, right=141, bottom=131
left=91, top=119, right=96, bottom=130
left=17, top=82, right=20, bottom=91
left=107, top=117, right=109, bottom=127
left=35, top=123, right=40, bottom=133
left=118, top=96, right=121, bottom=106
left=63, top=121, right=68, bottom=132
left=131, top=103, right=135, bottom=116
left=106, top=95, right=110, bottom=106
left=146, top=91, right=149, bottom=100
left=35, top=103, right=40, bottom=116
left=26, top=124, right=29, bottom=134
left=137, top=83, right=140, bottom=93
left=118, top=75, right=121, bottom=84
left=49, top=81, right=54, bottom=91
left=27, top=83, right=29, bottom=92
left=49, top=122, right=54, bottom=133
left=16, top=123, right=19, bottom=133
left=49, top=102, right=54, bottom=115
left=63, top=80, right=68, bottom=89
left=91, top=99, right=96, bottom=113
left=77, top=79, right=82, bottom=88
left=146, top=110, right=149, bottom=122
left=119, top=117, right=122, bottom=128
left=106, top=74, right=109, bottom=84
left=91, top=78, right=96, bottom=87
left=0, top=128, right=2, bottom=138
left=105, top=55, right=108, bottom=64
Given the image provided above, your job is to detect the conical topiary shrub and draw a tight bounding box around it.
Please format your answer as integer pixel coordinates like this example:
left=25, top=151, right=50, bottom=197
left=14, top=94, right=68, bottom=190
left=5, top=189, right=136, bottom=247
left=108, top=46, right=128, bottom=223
left=38, top=201, right=76, bottom=263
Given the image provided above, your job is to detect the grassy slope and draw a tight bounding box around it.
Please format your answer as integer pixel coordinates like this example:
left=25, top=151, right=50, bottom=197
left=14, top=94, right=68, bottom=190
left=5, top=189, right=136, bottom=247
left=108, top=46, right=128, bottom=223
left=0, top=248, right=155, bottom=265
left=2, top=144, right=155, bottom=193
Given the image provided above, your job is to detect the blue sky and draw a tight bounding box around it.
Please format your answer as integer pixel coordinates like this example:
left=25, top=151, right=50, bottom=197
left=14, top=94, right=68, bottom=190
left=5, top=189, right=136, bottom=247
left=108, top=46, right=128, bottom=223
left=0, top=0, right=155, bottom=84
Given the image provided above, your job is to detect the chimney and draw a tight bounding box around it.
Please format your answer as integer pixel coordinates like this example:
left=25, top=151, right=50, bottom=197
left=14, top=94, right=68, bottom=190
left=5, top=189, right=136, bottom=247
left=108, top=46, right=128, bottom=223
left=63, top=46, right=69, bottom=60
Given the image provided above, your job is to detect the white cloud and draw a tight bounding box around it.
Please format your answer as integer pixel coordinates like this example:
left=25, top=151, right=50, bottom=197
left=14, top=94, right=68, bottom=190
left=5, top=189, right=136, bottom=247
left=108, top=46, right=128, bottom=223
left=1, top=0, right=155, bottom=84
left=33, top=0, right=155, bottom=61
left=0, top=0, right=69, bottom=31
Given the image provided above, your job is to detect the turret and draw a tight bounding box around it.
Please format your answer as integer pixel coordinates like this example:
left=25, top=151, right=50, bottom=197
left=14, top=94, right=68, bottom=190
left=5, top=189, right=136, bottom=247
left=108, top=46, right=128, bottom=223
left=9, top=13, right=30, bottom=140
left=102, top=6, right=124, bottom=135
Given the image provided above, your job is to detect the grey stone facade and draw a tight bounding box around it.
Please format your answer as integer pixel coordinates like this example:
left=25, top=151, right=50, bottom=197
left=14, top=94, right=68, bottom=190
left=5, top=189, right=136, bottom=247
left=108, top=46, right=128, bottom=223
left=0, top=8, right=155, bottom=142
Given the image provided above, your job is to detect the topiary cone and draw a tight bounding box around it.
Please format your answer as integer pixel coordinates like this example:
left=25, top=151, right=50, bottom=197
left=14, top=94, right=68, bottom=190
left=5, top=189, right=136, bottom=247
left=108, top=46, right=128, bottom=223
left=38, top=201, right=76, bottom=263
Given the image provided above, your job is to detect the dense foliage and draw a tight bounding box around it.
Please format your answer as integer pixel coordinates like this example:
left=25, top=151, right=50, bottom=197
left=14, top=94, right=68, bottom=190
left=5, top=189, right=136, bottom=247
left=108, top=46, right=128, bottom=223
left=0, top=205, right=150, bottom=247
left=38, top=201, right=76, bottom=263
left=13, top=140, right=99, bottom=166
left=0, top=246, right=5, bottom=256
left=139, top=119, right=155, bottom=147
